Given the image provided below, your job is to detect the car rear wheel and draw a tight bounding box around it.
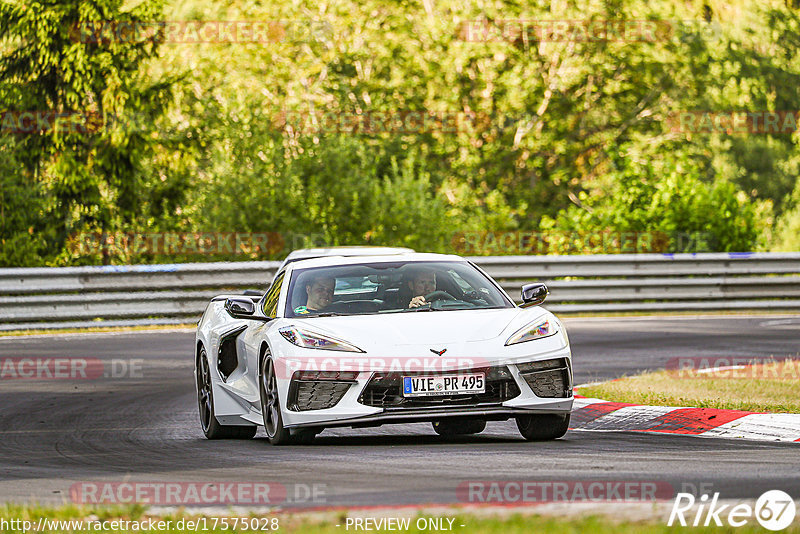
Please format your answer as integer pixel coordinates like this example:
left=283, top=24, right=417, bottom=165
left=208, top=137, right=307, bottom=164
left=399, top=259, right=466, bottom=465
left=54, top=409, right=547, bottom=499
left=432, top=418, right=486, bottom=436
left=196, top=348, right=256, bottom=440
left=516, top=413, right=570, bottom=441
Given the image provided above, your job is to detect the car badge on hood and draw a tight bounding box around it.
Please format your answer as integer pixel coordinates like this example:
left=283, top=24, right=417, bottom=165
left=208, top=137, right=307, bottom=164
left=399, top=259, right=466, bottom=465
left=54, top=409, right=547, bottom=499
left=430, top=348, right=447, bottom=356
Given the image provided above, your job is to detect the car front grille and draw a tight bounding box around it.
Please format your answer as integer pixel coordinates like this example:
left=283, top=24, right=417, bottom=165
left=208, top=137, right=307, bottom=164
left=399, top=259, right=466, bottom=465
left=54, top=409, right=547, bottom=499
left=358, top=366, right=521, bottom=409
left=517, top=358, right=572, bottom=398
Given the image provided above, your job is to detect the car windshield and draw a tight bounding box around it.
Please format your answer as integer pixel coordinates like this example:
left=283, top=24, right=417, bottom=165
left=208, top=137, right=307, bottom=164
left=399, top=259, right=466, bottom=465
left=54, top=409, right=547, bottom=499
left=285, top=260, right=513, bottom=318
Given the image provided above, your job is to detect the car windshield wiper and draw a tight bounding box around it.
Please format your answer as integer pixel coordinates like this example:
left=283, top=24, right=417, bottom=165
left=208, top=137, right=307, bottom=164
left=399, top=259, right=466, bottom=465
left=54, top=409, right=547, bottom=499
left=308, top=312, right=346, bottom=317
left=429, top=303, right=465, bottom=311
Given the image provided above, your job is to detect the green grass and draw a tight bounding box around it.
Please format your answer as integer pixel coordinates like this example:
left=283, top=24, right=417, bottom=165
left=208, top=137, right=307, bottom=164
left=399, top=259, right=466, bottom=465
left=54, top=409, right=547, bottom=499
left=578, top=359, right=800, bottom=413
left=1, top=504, right=798, bottom=533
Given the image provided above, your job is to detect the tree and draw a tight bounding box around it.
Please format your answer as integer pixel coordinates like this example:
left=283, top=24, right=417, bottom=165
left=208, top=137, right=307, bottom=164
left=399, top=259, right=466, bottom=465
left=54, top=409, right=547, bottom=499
left=0, top=0, right=187, bottom=265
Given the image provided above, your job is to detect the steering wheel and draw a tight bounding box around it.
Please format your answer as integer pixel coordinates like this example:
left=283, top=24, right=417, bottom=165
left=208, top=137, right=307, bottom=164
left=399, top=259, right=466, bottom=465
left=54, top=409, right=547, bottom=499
left=461, top=290, right=483, bottom=302
left=425, top=290, right=456, bottom=302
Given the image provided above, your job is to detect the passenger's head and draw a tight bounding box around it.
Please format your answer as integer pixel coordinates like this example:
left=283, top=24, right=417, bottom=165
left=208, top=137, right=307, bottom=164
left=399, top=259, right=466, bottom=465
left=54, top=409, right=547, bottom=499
left=305, top=277, right=335, bottom=310
left=406, top=268, right=436, bottom=296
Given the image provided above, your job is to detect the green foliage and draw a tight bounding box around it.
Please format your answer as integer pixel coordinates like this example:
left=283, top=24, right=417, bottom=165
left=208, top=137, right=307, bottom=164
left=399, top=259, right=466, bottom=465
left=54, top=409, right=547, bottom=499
left=0, top=0, right=191, bottom=265
left=190, top=115, right=454, bottom=255
left=2, top=0, right=800, bottom=266
left=773, top=181, right=800, bottom=251
left=0, top=137, right=50, bottom=264
left=541, top=144, right=771, bottom=252
left=774, top=208, right=800, bottom=252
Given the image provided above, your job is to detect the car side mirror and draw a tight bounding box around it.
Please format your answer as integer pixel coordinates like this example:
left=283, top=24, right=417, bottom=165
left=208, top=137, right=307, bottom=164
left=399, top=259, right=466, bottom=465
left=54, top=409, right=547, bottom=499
left=225, top=298, right=257, bottom=319
left=521, top=283, right=548, bottom=307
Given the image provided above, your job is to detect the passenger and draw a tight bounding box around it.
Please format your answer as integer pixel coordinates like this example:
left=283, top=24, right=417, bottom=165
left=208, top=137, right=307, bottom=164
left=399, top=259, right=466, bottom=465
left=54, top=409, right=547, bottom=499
left=294, top=276, right=335, bottom=314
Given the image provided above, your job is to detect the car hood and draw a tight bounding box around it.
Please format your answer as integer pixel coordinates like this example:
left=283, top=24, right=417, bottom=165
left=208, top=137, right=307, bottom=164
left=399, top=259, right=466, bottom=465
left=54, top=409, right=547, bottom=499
left=289, top=307, right=547, bottom=348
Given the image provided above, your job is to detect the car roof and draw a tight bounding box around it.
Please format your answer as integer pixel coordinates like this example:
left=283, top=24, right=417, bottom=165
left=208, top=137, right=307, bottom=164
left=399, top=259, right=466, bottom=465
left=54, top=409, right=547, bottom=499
left=282, top=246, right=414, bottom=262
left=270, top=247, right=419, bottom=285
left=285, top=252, right=465, bottom=272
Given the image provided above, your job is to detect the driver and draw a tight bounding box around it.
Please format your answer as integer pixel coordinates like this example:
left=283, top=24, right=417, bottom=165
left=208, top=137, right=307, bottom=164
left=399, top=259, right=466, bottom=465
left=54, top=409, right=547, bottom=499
left=406, top=269, right=437, bottom=308
left=294, top=276, right=335, bottom=314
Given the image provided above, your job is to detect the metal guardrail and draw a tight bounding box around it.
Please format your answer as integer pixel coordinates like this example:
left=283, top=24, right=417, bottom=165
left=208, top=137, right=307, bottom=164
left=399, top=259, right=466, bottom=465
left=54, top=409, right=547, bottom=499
left=1, top=253, right=799, bottom=329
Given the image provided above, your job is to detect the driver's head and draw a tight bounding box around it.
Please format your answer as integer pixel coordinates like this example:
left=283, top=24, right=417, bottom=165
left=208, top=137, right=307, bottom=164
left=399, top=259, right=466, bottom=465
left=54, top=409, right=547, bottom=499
left=407, top=269, right=436, bottom=296
left=305, top=276, right=335, bottom=310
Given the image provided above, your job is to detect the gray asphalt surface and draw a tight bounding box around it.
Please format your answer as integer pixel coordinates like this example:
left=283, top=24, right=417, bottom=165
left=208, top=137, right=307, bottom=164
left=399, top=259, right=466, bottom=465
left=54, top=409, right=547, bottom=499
left=0, top=315, right=798, bottom=509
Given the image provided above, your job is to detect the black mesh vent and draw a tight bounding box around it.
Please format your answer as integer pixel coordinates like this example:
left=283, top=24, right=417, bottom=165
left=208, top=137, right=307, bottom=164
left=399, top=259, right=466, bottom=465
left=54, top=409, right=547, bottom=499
left=289, top=381, right=352, bottom=411
left=518, top=358, right=572, bottom=398
left=217, top=327, right=246, bottom=381
left=358, top=366, right=520, bottom=408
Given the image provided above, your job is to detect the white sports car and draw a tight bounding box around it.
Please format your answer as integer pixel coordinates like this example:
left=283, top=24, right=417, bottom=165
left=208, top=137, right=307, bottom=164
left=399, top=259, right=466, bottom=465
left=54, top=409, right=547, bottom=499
left=195, top=253, right=573, bottom=444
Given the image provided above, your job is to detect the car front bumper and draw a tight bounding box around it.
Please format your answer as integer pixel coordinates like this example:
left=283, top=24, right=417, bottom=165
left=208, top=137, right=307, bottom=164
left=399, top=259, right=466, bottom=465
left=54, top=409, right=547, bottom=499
left=279, top=346, right=574, bottom=429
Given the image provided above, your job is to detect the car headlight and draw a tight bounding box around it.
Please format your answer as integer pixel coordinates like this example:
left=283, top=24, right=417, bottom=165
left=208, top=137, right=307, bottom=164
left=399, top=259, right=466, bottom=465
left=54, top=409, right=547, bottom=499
left=279, top=326, right=364, bottom=352
left=505, top=318, right=558, bottom=346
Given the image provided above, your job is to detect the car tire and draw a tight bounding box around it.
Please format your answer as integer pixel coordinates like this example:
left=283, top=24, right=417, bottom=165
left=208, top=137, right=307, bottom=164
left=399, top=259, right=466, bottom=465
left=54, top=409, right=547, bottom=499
left=515, top=413, right=570, bottom=441
left=291, top=428, right=321, bottom=445
left=196, top=347, right=257, bottom=440
left=259, top=350, right=294, bottom=445
left=432, top=418, right=486, bottom=436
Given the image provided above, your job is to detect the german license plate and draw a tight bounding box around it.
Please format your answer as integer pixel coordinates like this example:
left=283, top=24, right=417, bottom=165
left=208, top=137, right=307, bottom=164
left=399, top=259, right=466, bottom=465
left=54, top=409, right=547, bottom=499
left=402, top=373, right=485, bottom=397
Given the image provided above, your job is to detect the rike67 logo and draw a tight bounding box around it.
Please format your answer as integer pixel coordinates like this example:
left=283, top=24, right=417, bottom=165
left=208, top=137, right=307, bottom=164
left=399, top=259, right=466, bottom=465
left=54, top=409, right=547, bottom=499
left=668, top=490, right=796, bottom=531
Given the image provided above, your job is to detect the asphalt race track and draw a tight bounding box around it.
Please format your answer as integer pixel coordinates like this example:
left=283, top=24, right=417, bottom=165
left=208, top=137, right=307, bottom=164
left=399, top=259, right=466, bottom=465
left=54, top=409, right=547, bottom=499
left=0, top=315, right=798, bottom=508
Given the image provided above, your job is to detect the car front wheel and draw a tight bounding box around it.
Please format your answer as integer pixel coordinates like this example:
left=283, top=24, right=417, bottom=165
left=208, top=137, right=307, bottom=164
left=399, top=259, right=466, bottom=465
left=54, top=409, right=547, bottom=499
left=259, top=352, right=294, bottom=445
left=432, top=418, right=486, bottom=436
left=516, top=413, right=570, bottom=441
